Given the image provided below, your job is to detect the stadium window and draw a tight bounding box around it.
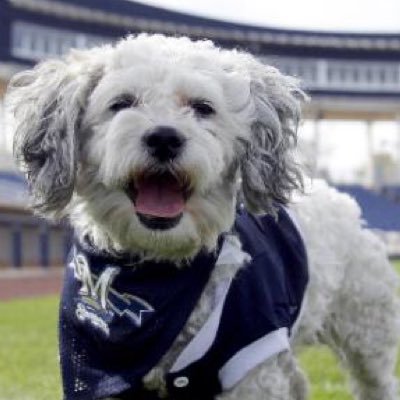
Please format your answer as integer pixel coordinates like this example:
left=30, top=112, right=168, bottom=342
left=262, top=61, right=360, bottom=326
left=284, top=65, right=291, bottom=76
left=352, top=68, right=359, bottom=83
left=339, top=67, right=347, bottom=83
left=0, top=99, right=4, bottom=144
left=365, top=68, right=373, bottom=83
left=393, top=68, right=399, bottom=84
left=12, top=26, right=23, bottom=51
left=35, top=35, right=46, bottom=57
left=309, top=65, right=317, bottom=83
left=296, top=65, right=304, bottom=78
left=379, top=68, right=386, bottom=83
left=331, top=67, right=341, bottom=85
left=358, top=66, right=367, bottom=84
left=11, top=21, right=110, bottom=61
left=327, top=67, right=333, bottom=83
left=0, top=99, right=10, bottom=153
left=281, top=64, right=292, bottom=76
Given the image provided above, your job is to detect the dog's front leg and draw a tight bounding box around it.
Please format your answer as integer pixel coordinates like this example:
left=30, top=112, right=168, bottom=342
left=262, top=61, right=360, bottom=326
left=217, top=351, right=308, bottom=400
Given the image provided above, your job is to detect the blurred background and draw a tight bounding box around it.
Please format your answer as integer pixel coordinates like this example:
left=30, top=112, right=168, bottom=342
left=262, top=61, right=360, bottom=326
left=0, top=1, right=399, bottom=399
left=0, top=0, right=399, bottom=270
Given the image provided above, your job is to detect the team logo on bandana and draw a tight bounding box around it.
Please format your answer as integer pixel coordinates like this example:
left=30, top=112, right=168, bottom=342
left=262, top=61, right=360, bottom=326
left=70, top=250, right=154, bottom=336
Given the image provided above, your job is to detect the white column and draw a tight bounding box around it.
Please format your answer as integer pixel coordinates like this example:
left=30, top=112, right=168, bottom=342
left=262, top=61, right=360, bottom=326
left=0, top=97, right=6, bottom=153
left=316, top=59, right=328, bottom=89
left=366, top=120, right=374, bottom=188
left=312, top=113, right=322, bottom=177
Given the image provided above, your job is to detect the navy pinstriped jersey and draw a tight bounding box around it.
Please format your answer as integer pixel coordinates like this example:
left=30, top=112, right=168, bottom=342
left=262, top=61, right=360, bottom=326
left=59, top=206, right=308, bottom=400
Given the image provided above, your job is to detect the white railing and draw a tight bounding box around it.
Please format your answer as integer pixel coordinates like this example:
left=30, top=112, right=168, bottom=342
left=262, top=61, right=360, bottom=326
left=263, top=56, right=400, bottom=93
left=10, top=22, right=400, bottom=94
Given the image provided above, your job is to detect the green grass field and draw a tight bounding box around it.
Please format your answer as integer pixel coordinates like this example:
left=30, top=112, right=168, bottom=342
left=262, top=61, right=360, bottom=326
left=1, top=261, right=400, bottom=400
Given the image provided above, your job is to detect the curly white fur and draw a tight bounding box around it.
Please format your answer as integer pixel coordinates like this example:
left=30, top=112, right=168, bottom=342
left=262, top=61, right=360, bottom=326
left=7, top=34, right=400, bottom=399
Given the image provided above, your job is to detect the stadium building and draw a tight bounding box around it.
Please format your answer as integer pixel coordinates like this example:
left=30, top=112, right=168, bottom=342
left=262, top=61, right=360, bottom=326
left=1, top=0, right=400, bottom=267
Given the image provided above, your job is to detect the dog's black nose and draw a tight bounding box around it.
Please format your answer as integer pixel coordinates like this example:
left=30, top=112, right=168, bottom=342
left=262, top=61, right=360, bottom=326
left=143, top=126, right=185, bottom=162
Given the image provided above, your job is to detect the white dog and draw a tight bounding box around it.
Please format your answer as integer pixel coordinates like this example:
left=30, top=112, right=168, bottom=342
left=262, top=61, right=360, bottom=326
left=8, top=34, right=400, bottom=400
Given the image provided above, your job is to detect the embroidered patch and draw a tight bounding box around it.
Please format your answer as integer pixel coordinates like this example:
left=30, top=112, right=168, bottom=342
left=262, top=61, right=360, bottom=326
left=70, top=250, right=154, bottom=336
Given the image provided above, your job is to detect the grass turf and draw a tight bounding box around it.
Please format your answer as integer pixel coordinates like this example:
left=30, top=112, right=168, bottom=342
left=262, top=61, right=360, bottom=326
left=1, top=260, right=400, bottom=400
left=0, top=296, right=61, bottom=400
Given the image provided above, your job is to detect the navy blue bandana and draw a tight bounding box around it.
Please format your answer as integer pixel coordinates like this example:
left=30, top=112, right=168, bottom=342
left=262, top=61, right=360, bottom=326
left=60, top=240, right=221, bottom=400
left=60, top=207, right=308, bottom=400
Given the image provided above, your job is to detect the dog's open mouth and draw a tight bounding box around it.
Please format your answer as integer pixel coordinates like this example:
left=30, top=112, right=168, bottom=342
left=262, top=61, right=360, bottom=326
left=125, top=171, right=191, bottom=230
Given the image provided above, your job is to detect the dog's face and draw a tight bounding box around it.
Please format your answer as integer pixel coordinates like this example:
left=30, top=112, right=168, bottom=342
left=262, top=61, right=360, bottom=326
left=8, top=35, right=303, bottom=260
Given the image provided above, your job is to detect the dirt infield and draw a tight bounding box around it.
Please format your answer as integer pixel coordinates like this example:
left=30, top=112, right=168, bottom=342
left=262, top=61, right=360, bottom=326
left=0, top=268, right=64, bottom=301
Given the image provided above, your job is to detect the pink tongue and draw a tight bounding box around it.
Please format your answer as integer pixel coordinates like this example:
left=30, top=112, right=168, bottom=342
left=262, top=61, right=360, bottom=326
left=135, top=176, right=185, bottom=218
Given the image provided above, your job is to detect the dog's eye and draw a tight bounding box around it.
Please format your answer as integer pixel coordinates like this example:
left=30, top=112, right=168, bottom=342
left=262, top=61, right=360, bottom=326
left=109, top=95, right=138, bottom=112
left=189, top=100, right=215, bottom=118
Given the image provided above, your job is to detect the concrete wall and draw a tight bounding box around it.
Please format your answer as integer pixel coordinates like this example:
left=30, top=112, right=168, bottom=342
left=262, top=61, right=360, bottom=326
left=0, top=224, right=12, bottom=267
left=0, top=206, right=71, bottom=268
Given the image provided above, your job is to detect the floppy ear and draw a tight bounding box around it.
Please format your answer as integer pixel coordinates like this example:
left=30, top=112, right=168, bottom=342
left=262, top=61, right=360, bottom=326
left=239, top=62, right=306, bottom=214
left=8, top=54, right=103, bottom=217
